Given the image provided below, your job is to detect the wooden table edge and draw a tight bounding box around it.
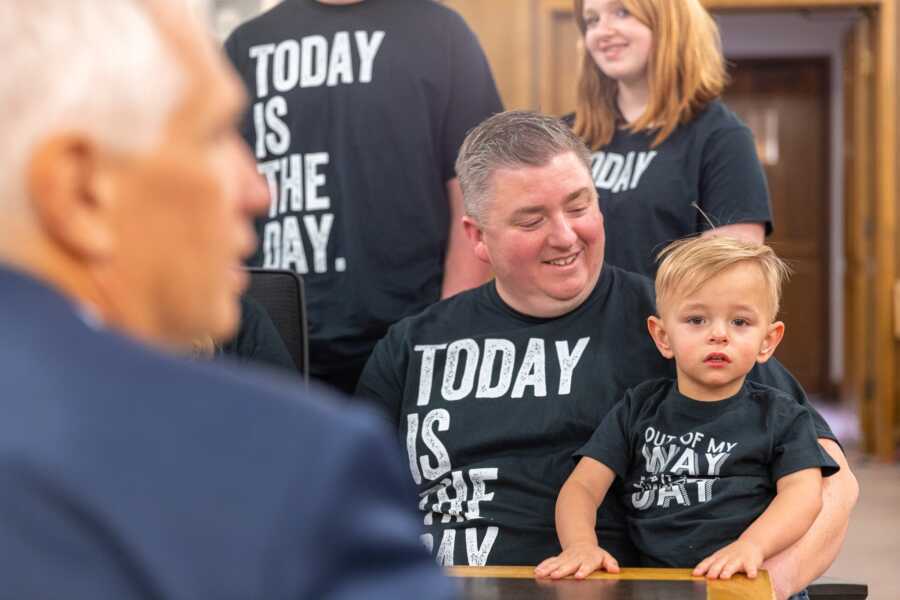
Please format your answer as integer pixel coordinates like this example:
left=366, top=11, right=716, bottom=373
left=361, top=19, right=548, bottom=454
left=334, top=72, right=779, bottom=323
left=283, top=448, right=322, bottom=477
left=447, top=566, right=775, bottom=600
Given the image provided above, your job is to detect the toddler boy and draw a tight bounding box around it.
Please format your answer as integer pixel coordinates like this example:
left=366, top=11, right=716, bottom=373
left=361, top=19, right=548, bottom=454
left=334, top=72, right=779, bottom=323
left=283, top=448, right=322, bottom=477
left=535, top=236, right=838, bottom=588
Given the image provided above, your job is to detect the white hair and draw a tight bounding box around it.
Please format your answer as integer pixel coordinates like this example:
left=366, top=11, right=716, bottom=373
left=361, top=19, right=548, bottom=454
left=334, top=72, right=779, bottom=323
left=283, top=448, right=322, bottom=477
left=0, top=0, right=186, bottom=214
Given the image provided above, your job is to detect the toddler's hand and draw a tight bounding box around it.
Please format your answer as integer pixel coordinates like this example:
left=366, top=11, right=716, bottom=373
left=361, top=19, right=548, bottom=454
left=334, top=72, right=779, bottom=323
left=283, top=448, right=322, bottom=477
left=693, top=539, right=764, bottom=580
left=534, top=543, right=620, bottom=580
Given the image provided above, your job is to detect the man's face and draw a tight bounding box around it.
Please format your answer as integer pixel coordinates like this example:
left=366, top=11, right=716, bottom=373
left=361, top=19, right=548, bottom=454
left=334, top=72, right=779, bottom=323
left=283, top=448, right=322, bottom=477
left=464, top=151, right=605, bottom=318
left=100, top=2, right=266, bottom=347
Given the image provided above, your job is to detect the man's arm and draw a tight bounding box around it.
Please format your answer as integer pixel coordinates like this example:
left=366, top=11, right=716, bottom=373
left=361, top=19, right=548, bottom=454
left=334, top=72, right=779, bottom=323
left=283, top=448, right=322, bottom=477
left=441, top=178, right=491, bottom=299
left=763, top=438, right=859, bottom=600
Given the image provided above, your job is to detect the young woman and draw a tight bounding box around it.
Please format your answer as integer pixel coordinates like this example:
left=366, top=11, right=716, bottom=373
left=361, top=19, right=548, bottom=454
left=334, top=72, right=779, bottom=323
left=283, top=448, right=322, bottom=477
left=571, top=0, right=771, bottom=276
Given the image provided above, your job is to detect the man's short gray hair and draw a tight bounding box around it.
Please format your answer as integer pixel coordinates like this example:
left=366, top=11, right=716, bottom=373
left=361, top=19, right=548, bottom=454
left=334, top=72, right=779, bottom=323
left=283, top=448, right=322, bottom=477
left=0, top=0, right=186, bottom=214
left=455, top=111, right=593, bottom=223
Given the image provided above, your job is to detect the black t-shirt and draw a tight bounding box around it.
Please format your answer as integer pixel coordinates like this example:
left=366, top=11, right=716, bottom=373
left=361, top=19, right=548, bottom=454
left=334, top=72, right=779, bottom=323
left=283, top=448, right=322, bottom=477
left=579, top=378, right=838, bottom=568
left=225, top=0, right=503, bottom=385
left=355, top=265, right=836, bottom=566
left=574, top=101, right=772, bottom=276
left=219, top=295, right=296, bottom=372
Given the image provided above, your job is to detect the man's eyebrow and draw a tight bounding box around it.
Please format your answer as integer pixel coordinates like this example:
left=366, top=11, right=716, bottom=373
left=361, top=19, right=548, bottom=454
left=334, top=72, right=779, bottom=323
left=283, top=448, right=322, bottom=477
left=564, top=188, right=592, bottom=203
left=510, top=205, right=545, bottom=218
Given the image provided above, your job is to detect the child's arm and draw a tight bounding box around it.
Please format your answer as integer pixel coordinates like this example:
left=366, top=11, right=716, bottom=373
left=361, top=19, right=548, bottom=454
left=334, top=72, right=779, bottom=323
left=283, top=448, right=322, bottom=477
left=534, top=457, right=621, bottom=579
left=693, top=467, right=824, bottom=580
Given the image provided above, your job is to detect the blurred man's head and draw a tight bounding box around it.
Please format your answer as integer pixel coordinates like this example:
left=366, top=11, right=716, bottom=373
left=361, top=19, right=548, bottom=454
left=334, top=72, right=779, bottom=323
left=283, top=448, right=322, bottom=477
left=0, top=0, right=267, bottom=349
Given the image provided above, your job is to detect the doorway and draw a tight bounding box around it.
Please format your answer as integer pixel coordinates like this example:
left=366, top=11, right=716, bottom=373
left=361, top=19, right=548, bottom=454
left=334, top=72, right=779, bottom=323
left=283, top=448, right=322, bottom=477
left=723, top=58, right=832, bottom=396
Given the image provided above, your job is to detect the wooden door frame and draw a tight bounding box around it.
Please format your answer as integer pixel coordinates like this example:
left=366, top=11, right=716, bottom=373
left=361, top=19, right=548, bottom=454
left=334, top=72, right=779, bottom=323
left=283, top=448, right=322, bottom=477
left=843, top=16, right=875, bottom=455
left=707, top=0, right=896, bottom=459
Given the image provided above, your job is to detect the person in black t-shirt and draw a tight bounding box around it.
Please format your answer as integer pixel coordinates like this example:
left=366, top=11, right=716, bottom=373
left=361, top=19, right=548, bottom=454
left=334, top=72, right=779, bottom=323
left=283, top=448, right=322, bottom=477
left=356, top=111, right=857, bottom=599
left=569, top=0, right=771, bottom=276
left=190, top=296, right=295, bottom=373
left=219, top=295, right=296, bottom=372
left=225, top=0, right=503, bottom=393
left=535, top=237, right=838, bottom=599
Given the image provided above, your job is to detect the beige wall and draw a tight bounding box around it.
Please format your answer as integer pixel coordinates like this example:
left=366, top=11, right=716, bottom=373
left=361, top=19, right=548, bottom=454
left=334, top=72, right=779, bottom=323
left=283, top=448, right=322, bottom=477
left=443, top=0, right=579, bottom=115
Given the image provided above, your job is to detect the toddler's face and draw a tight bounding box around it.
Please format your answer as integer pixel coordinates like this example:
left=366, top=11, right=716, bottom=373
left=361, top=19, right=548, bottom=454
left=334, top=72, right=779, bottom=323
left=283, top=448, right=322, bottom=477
left=650, top=262, right=783, bottom=401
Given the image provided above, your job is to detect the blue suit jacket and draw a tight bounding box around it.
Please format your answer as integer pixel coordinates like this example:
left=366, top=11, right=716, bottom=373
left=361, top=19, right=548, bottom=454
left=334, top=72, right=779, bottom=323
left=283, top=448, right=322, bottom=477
left=0, top=266, right=454, bottom=600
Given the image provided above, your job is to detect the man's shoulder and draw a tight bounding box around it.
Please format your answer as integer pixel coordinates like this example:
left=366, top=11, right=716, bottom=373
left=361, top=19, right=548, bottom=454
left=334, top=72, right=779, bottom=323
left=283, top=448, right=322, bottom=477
left=603, top=264, right=656, bottom=310
left=224, top=2, right=293, bottom=47
left=381, top=282, right=490, bottom=342
left=127, top=348, right=374, bottom=445
left=227, top=0, right=467, bottom=40
left=0, top=270, right=361, bottom=453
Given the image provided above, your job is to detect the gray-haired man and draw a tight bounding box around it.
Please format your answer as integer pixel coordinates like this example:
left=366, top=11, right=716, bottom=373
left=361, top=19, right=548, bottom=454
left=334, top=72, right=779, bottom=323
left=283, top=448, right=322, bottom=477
left=0, top=1, right=452, bottom=597
left=356, top=111, right=856, bottom=600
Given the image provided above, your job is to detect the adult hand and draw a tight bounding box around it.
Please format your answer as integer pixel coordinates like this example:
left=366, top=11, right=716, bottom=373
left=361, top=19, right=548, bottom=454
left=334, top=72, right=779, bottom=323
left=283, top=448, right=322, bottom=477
left=693, top=539, right=764, bottom=579
left=534, top=543, right=620, bottom=579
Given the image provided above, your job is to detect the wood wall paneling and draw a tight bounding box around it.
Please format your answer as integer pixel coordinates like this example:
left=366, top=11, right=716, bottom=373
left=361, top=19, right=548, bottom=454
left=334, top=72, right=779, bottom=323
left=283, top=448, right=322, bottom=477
left=442, top=0, right=536, bottom=110
left=537, top=0, right=580, bottom=115
left=873, top=0, right=898, bottom=460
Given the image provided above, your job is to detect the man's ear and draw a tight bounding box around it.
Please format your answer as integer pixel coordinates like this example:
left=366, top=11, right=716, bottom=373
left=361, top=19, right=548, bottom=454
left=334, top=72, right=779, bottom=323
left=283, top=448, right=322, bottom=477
left=757, top=321, right=785, bottom=364
left=647, top=315, right=674, bottom=359
left=26, top=134, right=117, bottom=261
left=462, top=215, right=491, bottom=265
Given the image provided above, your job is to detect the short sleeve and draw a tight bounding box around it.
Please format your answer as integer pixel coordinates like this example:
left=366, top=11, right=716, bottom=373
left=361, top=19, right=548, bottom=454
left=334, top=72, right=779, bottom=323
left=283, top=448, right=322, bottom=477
left=576, top=390, right=635, bottom=479
left=439, top=12, right=503, bottom=181
left=771, top=402, right=840, bottom=481
left=748, top=359, right=837, bottom=444
left=354, top=327, right=407, bottom=428
left=699, top=126, right=773, bottom=235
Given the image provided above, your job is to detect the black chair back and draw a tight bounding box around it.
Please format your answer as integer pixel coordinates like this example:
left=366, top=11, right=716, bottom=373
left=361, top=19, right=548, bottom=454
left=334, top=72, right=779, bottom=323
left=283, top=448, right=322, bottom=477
left=245, top=268, right=309, bottom=383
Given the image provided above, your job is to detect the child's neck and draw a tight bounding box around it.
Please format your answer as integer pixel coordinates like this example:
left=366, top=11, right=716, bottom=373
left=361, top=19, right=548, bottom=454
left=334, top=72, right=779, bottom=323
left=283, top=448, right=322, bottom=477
left=675, top=374, right=747, bottom=402
left=616, top=78, right=650, bottom=124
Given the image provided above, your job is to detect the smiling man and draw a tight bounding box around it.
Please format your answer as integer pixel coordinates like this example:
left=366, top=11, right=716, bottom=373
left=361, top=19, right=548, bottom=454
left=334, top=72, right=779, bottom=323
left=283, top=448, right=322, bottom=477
left=0, top=1, right=452, bottom=598
left=355, top=111, right=857, bottom=600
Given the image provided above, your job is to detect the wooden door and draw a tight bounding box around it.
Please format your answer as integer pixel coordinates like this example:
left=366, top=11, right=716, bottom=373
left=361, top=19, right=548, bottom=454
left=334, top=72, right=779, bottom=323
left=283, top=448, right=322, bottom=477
left=537, top=0, right=580, bottom=114
left=723, top=59, right=831, bottom=396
